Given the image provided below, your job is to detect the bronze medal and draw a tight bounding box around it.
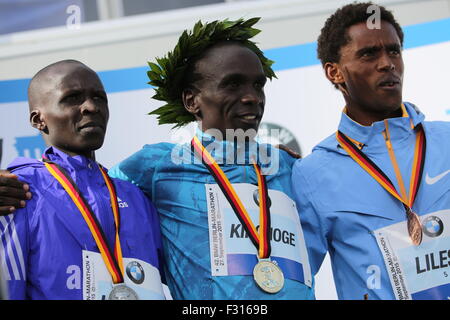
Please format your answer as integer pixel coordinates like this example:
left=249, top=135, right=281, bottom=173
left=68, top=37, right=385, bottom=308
left=253, top=260, right=284, bottom=294
left=407, top=209, right=423, bottom=246
left=337, top=122, right=427, bottom=246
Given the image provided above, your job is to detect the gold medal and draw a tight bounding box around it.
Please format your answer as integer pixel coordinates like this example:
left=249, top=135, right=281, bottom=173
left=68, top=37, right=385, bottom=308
left=253, top=260, right=284, bottom=294
left=407, top=209, right=423, bottom=246
left=108, top=284, right=139, bottom=300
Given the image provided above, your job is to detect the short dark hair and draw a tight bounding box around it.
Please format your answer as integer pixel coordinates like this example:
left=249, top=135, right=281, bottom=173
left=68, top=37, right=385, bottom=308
left=317, top=2, right=404, bottom=65
left=28, top=60, right=93, bottom=111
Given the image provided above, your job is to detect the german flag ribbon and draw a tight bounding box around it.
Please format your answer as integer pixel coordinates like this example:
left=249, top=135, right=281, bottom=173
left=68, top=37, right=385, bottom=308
left=43, top=159, right=124, bottom=283
left=191, top=136, right=271, bottom=259
left=336, top=123, right=426, bottom=245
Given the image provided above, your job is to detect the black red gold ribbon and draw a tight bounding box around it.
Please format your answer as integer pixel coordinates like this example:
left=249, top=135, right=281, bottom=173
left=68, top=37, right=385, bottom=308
left=191, top=136, right=271, bottom=258
left=336, top=123, right=426, bottom=245
left=44, top=159, right=124, bottom=283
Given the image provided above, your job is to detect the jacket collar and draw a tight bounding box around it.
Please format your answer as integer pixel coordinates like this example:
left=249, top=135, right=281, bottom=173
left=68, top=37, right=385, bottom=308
left=43, top=146, right=98, bottom=173
left=337, top=102, right=425, bottom=152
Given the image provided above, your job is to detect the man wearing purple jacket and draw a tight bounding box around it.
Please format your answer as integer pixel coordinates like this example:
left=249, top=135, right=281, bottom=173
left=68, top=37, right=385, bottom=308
left=1, top=60, right=165, bottom=299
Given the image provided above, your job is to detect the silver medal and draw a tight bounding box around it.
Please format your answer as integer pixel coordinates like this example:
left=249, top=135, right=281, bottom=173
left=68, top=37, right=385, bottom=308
left=108, top=284, right=139, bottom=300
left=253, top=260, right=284, bottom=294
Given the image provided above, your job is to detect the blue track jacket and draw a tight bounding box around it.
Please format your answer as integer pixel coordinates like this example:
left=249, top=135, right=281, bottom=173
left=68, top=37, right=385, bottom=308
left=292, top=103, right=450, bottom=300
left=110, top=130, right=315, bottom=300
left=1, top=147, right=165, bottom=300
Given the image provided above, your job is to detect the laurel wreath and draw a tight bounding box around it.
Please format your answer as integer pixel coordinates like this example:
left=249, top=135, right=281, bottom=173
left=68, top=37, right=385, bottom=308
left=147, top=17, right=276, bottom=128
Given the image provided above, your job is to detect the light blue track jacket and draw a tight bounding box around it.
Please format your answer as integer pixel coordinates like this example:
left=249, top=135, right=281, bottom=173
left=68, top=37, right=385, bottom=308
left=110, top=131, right=315, bottom=300
left=292, top=102, right=450, bottom=300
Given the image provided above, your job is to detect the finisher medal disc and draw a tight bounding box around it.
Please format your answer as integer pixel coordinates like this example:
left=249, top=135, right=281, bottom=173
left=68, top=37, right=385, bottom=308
left=253, top=260, right=284, bottom=294
left=407, top=209, right=423, bottom=246
left=109, top=284, right=139, bottom=300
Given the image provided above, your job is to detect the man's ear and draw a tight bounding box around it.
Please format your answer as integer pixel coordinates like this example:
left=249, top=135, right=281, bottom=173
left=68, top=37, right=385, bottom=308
left=182, top=88, right=202, bottom=120
left=30, top=109, right=47, bottom=133
left=324, top=62, right=348, bottom=95
left=324, top=62, right=344, bottom=85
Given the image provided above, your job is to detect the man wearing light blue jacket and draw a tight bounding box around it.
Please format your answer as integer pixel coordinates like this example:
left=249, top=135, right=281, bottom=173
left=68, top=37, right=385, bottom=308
left=292, top=2, right=450, bottom=300
left=109, top=18, right=314, bottom=300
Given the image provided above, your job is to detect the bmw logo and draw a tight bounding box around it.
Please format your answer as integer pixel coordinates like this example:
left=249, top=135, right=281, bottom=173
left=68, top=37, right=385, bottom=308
left=253, top=189, right=272, bottom=208
left=126, top=261, right=145, bottom=284
left=422, top=216, right=444, bottom=238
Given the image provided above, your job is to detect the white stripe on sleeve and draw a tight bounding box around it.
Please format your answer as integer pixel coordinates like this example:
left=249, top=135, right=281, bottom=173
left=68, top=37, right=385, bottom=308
left=9, top=219, right=26, bottom=280
left=0, top=216, right=23, bottom=281
left=0, top=235, right=11, bottom=281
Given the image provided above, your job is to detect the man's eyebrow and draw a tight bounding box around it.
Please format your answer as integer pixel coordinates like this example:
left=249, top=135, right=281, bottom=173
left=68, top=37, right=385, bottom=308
left=60, top=88, right=82, bottom=96
left=356, top=43, right=401, bottom=56
left=220, top=73, right=267, bottom=83
left=220, top=73, right=245, bottom=81
left=94, top=89, right=107, bottom=96
left=217, top=73, right=244, bottom=86
left=386, top=43, right=402, bottom=51
left=356, top=45, right=382, bottom=55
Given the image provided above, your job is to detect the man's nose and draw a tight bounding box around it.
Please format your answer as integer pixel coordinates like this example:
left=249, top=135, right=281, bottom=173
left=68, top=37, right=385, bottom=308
left=241, top=87, right=264, bottom=106
left=81, top=97, right=100, bottom=113
left=377, top=52, right=395, bottom=71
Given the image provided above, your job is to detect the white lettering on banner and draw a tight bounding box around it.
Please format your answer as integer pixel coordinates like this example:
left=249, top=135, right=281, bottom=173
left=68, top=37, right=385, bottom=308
left=206, top=183, right=313, bottom=287
left=374, top=210, right=450, bottom=300
left=207, top=187, right=227, bottom=276
left=376, top=235, right=411, bottom=300
left=66, top=265, right=81, bottom=290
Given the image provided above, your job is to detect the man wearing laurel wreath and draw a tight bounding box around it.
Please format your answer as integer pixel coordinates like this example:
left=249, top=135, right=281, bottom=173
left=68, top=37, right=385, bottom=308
left=108, top=18, right=314, bottom=300
left=0, top=18, right=314, bottom=299
left=0, top=60, right=165, bottom=299
left=292, top=2, right=450, bottom=300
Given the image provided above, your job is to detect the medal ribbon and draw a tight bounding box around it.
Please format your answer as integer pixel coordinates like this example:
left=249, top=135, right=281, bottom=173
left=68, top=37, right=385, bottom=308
left=43, top=160, right=124, bottom=283
left=191, top=136, right=271, bottom=258
left=336, top=123, right=426, bottom=244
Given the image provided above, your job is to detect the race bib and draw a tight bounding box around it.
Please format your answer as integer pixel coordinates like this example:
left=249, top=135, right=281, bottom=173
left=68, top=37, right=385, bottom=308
left=206, top=183, right=312, bottom=287
left=375, top=209, right=450, bottom=299
left=82, top=250, right=165, bottom=300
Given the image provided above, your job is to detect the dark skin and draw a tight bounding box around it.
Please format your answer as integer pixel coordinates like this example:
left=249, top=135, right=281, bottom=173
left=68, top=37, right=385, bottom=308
left=0, top=60, right=109, bottom=215
left=0, top=171, right=30, bottom=214
left=324, top=21, right=404, bottom=126
left=30, top=62, right=108, bottom=158
left=182, top=42, right=299, bottom=155
left=182, top=42, right=267, bottom=139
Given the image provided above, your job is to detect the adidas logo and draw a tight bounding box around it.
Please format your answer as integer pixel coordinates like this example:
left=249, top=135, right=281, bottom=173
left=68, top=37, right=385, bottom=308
left=117, top=197, right=129, bottom=208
